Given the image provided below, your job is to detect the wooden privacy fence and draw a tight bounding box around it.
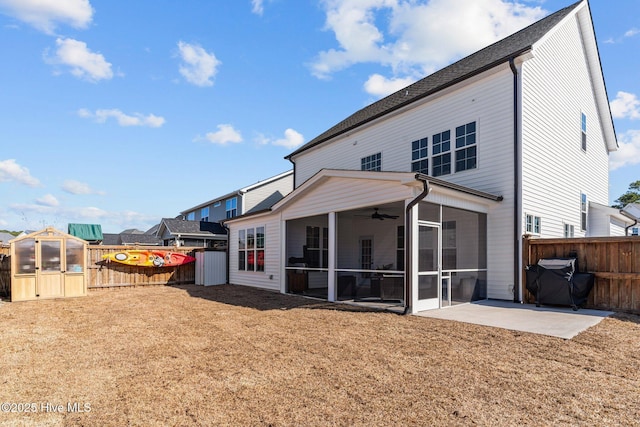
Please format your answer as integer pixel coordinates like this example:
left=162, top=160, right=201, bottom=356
left=87, top=246, right=196, bottom=289
left=0, top=246, right=10, bottom=297
left=523, top=236, right=640, bottom=314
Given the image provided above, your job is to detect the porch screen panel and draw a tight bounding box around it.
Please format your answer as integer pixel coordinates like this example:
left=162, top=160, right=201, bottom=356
left=441, top=207, right=487, bottom=270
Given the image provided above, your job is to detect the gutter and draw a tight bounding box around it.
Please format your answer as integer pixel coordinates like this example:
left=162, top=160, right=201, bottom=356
left=402, top=173, right=431, bottom=315
left=620, top=210, right=639, bottom=236
left=509, top=57, right=522, bottom=303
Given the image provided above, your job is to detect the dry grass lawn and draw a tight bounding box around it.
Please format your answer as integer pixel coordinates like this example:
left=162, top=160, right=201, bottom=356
left=1, top=284, right=639, bottom=426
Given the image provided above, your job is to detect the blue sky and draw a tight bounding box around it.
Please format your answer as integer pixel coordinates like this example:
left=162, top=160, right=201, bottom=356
left=0, top=0, right=638, bottom=233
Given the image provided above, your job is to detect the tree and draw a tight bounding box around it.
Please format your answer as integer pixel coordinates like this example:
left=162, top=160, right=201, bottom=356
left=612, top=180, right=640, bottom=209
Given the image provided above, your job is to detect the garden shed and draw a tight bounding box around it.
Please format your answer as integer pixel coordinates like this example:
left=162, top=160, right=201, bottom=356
left=10, top=227, right=87, bottom=302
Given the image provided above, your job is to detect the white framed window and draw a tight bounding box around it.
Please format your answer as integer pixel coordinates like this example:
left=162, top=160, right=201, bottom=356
left=226, top=197, right=237, bottom=219
left=564, top=223, right=575, bottom=238
left=186, top=212, right=195, bottom=221
left=201, top=207, right=209, bottom=222
left=411, top=138, right=428, bottom=174
left=632, top=227, right=639, bottom=236
left=455, top=121, right=477, bottom=172
left=238, top=226, right=265, bottom=272
left=432, top=130, right=451, bottom=177
left=580, top=193, right=587, bottom=231
left=525, top=214, right=541, bottom=234
left=361, top=152, right=381, bottom=171
left=581, top=112, right=587, bottom=152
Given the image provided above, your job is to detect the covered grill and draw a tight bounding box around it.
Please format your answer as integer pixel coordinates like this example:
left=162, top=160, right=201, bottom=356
left=525, top=258, right=594, bottom=311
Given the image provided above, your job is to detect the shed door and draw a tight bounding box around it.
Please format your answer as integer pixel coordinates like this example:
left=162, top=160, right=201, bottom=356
left=36, top=239, right=64, bottom=298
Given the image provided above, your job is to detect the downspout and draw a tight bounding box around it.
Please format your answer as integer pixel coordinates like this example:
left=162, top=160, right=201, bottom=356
left=621, top=211, right=639, bottom=236
left=509, top=57, right=522, bottom=303
left=222, top=223, right=230, bottom=284
left=402, top=174, right=431, bottom=315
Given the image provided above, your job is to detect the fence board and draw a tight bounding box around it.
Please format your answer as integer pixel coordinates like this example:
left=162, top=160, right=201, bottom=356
left=524, top=236, right=640, bottom=314
left=86, top=246, right=196, bottom=289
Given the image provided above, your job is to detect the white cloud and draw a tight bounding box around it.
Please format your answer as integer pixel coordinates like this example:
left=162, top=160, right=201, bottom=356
left=251, top=0, right=264, bottom=15
left=259, top=129, right=305, bottom=149
left=0, top=159, right=40, bottom=187
left=310, top=0, right=545, bottom=92
left=364, top=73, right=417, bottom=97
left=177, top=41, right=221, bottom=87
left=202, top=124, right=243, bottom=145
left=46, top=37, right=113, bottom=82
left=0, top=0, right=93, bottom=34
left=610, top=129, right=640, bottom=171
left=36, top=194, right=59, bottom=207
left=78, top=108, right=165, bottom=127
left=624, top=28, right=639, bottom=38
left=62, top=180, right=105, bottom=195
left=610, top=91, right=640, bottom=120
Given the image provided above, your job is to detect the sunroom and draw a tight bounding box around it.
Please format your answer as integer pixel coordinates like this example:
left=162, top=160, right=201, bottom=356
left=226, top=169, right=502, bottom=313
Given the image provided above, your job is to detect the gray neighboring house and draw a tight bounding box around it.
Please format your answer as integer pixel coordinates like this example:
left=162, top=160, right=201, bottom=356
left=0, top=232, right=22, bottom=246
left=156, top=218, right=228, bottom=248
left=102, top=232, right=162, bottom=246
left=180, top=170, right=293, bottom=223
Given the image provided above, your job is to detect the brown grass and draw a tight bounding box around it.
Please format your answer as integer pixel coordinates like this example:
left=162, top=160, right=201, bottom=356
left=1, top=284, right=639, bottom=426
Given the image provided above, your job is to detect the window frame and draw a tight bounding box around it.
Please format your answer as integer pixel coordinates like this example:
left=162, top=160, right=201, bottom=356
left=580, top=193, right=587, bottom=231
left=432, top=130, right=451, bottom=177
left=411, top=137, right=428, bottom=175
left=226, top=197, right=238, bottom=219
left=455, top=121, right=477, bottom=172
left=238, top=226, right=265, bottom=272
left=581, top=112, right=587, bottom=152
left=525, top=214, right=541, bottom=235
left=361, top=152, right=382, bottom=171
left=305, top=226, right=328, bottom=268
left=564, top=223, right=575, bottom=238
left=201, top=206, right=209, bottom=222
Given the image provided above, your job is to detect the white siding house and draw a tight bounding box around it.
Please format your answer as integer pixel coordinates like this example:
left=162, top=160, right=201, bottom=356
left=226, top=1, right=620, bottom=312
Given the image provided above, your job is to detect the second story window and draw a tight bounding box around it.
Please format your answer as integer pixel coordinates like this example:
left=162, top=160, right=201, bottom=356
left=455, top=121, right=477, bottom=172
left=411, top=138, right=428, bottom=174
left=226, top=197, right=237, bottom=219
left=432, top=130, right=451, bottom=177
left=581, top=112, right=587, bottom=151
left=361, top=152, right=382, bottom=171
left=201, top=207, right=209, bottom=222
left=186, top=212, right=195, bottom=221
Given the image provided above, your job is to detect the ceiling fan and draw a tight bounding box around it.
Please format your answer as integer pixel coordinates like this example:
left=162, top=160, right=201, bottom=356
left=371, top=208, right=399, bottom=221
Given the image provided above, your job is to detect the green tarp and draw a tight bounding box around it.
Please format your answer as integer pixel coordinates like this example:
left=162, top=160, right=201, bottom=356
left=68, top=223, right=103, bottom=242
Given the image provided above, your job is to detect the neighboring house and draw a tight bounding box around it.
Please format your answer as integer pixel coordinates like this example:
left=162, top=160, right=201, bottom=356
left=102, top=232, right=162, bottom=246
left=0, top=232, right=21, bottom=246
left=180, top=170, right=293, bottom=223
left=156, top=218, right=227, bottom=248
left=588, top=202, right=637, bottom=237
left=224, top=1, right=618, bottom=313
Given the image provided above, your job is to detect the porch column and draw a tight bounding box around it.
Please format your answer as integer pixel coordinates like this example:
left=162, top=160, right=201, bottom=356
left=327, top=211, right=336, bottom=302
left=409, top=202, right=419, bottom=314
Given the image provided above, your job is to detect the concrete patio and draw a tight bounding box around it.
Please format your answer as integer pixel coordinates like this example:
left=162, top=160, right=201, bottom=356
left=415, top=300, right=614, bottom=339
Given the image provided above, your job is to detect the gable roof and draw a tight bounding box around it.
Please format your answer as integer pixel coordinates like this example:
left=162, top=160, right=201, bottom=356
left=224, top=169, right=502, bottom=223
left=287, top=0, right=593, bottom=159
left=180, top=170, right=293, bottom=214
left=158, top=218, right=227, bottom=238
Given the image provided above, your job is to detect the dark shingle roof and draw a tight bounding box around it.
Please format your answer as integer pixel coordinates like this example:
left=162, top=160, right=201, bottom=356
left=287, top=1, right=582, bottom=159
left=161, top=218, right=227, bottom=236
